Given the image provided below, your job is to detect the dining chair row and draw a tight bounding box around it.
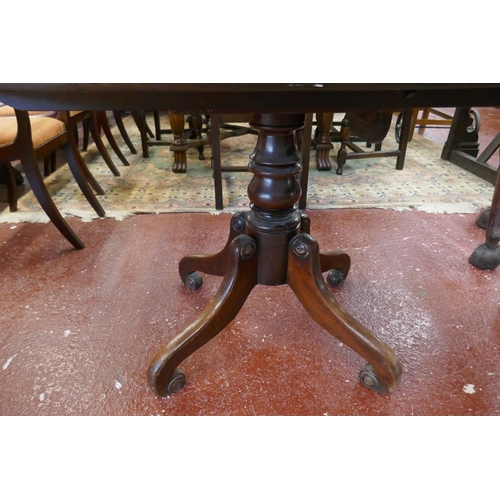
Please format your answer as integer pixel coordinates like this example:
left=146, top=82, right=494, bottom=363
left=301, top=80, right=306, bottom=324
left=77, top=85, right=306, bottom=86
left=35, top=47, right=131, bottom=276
left=0, top=106, right=131, bottom=249
left=0, top=108, right=410, bottom=249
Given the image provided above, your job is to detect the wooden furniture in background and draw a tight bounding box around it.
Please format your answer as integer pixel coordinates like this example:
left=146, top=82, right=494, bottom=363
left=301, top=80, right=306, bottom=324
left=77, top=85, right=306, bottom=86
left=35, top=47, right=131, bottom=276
left=0, top=109, right=105, bottom=248
left=442, top=107, right=500, bottom=270
left=310, top=111, right=413, bottom=174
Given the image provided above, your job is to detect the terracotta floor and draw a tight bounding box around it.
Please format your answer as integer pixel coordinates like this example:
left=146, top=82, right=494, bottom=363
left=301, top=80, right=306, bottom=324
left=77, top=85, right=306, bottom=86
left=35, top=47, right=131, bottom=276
left=1, top=108, right=499, bottom=416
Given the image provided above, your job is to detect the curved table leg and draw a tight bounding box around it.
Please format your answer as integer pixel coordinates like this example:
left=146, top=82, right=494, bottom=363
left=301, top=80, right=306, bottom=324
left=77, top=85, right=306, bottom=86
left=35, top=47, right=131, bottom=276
left=148, top=234, right=259, bottom=396
left=287, top=232, right=402, bottom=394
left=179, top=212, right=248, bottom=288
left=150, top=113, right=403, bottom=397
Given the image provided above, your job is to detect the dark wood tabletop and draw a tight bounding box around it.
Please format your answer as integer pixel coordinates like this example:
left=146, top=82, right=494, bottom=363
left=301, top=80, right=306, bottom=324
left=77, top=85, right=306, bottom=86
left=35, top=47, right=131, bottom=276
left=1, top=83, right=500, bottom=113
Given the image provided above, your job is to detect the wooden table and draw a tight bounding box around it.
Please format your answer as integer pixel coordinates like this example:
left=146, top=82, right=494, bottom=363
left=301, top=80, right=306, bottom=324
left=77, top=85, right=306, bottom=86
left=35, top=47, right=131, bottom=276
left=441, top=107, right=500, bottom=270
left=1, top=84, right=499, bottom=397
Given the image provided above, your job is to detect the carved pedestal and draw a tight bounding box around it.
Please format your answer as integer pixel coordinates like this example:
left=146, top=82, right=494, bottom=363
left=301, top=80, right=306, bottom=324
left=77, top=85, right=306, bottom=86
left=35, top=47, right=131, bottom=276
left=148, top=113, right=402, bottom=397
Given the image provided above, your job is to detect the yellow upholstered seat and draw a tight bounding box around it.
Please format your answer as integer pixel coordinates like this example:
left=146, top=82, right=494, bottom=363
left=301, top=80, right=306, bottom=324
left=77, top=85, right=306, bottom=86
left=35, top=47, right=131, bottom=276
left=0, top=109, right=105, bottom=248
left=0, top=116, right=65, bottom=147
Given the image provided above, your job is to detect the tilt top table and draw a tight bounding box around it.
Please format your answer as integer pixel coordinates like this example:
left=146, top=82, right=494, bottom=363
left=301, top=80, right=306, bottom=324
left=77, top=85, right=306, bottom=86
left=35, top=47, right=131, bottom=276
left=1, top=84, right=499, bottom=397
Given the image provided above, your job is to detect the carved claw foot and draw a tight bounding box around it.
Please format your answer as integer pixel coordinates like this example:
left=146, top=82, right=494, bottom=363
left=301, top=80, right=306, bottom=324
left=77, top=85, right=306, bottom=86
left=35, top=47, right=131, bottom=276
left=171, top=150, right=187, bottom=173
left=315, top=144, right=333, bottom=171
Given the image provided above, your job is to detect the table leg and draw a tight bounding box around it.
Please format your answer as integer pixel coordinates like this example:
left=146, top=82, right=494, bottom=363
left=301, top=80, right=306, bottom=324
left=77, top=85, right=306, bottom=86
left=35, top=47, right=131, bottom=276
left=168, top=111, right=188, bottom=173
left=148, top=113, right=402, bottom=396
left=187, top=114, right=205, bottom=160
left=315, top=112, right=334, bottom=171
left=469, top=168, right=500, bottom=270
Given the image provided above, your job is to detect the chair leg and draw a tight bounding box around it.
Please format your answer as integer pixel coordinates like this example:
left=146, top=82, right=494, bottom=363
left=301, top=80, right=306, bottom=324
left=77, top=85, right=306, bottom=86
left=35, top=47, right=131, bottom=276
left=67, top=131, right=105, bottom=196
left=72, top=124, right=80, bottom=149
left=336, top=118, right=350, bottom=175
left=211, top=114, right=224, bottom=210
left=135, top=110, right=150, bottom=158
left=88, top=113, right=121, bottom=177
left=396, top=110, right=413, bottom=170
left=154, top=111, right=162, bottom=140
left=1, top=163, right=17, bottom=212
left=113, top=110, right=137, bottom=155
left=95, top=111, right=130, bottom=166
left=419, top=108, right=430, bottom=134
left=50, top=151, right=57, bottom=173
left=43, top=156, right=51, bottom=176
left=61, top=142, right=105, bottom=217
left=82, top=119, right=90, bottom=151
left=136, top=111, right=154, bottom=138
left=299, top=113, right=313, bottom=210
left=20, top=150, right=84, bottom=249
left=409, top=109, right=419, bottom=141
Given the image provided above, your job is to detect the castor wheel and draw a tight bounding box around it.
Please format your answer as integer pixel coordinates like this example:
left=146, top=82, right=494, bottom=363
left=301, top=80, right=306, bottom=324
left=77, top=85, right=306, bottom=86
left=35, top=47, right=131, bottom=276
left=326, top=268, right=345, bottom=287
left=166, top=367, right=186, bottom=395
left=184, top=271, right=203, bottom=290
left=358, top=363, right=387, bottom=394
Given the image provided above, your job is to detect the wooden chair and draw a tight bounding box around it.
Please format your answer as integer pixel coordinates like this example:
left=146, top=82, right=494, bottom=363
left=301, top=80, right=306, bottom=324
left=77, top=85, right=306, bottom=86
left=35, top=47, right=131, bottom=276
left=79, top=110, right=138, bottom=159
left=56, top=111, right=125, bottom=177
left=309, top=111, right=413, bottom=175
left=0, top=105, right=58, bottom=175
left=138, top=111, right=209, bottom=162
left=111, top=111, right=141, bottom=155
left=394, top=108, right=480, bottom=143
left=0, top=109, right=106, bottom=249
left=0, top=106, right=129, bottom=179
left=209, top=114, right=257, bottom=210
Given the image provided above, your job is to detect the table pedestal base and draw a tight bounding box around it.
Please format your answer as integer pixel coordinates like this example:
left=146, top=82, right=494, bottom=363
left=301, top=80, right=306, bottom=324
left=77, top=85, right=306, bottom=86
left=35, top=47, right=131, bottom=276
left=147, top=113, right=402, bottom=397
left=148, top=211, right=402, bottom=397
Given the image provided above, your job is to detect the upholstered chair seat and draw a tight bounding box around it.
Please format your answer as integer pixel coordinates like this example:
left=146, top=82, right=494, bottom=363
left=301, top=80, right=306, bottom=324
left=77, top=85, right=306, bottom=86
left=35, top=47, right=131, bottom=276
left=0, top=109, right=106, bottom=249
left=0, top=116, right=66, bottom=148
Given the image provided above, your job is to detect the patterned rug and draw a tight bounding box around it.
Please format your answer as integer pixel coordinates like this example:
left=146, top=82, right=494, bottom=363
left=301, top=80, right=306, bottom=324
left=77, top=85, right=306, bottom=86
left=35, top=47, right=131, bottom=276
left=0, top=113, right=495, bottom=224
